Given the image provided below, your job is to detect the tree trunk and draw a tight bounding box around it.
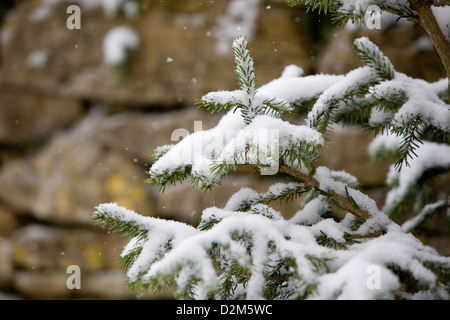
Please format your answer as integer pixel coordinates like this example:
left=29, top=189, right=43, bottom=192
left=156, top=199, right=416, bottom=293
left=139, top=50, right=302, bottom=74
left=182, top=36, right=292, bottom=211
left=278, top=164, right=373, bottom=220
left=410, top=1, right=450, bottom=94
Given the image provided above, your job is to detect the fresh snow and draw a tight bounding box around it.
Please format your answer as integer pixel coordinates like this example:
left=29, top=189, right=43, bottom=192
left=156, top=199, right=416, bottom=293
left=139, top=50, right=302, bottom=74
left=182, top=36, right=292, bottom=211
left=402, top=199, right=449, bottom=233
left=280, top=64, right=304, bottom=78
left=384, top=141, right=450, bottom=213
left=310, top=218, right=346, bottom=243
left=103, top=25, right=140, bottom=66
left=96, top=203, right=197, bottom=239
left=26, top=49, right=50, bottom=69
left=258, top=73, right=344, bottom=105
left=97, top=199, right=450, bottom=299
left=289, top=196, right=329, bottom=225
left=383, top=73, right=450, bottom=132
left=142, top=210, right=332, bottom=299
left=89, top=13, right=450, bottom=298
left=432, top=5, right=450, bottom=42
left=150, top=109, right=323, bottom=187
left=314, top=166, right=383, bottom=217
left=368, top=131, right=403, bottom=158
left=149, top=110, right=245, bottom=183
left=307, top=66, right=378, bottom=127
left=216, top=115, right=323, bottom=172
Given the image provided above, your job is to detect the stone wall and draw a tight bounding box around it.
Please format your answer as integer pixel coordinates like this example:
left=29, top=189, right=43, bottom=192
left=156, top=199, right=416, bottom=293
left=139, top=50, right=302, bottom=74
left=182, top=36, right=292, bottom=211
left=0, top=0, right=447, bottom=299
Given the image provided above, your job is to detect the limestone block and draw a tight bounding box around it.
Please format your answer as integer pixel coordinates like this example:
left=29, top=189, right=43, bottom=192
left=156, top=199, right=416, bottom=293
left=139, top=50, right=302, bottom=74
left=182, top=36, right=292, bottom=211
left=13, top=271, right=69, bottom=299
left=12, top=269, right=171, bottom=299
left=12, top=224, right=127, bottom=272
left=0, top=158, right=39, bottom=214
left=92, top=107, right=219, bottom=162
left=0, top=206, right=19, bottom=237
left=0, top=112, right=159, bottom=224
left=0, top=238, right=13, bottom=287
left=1, top=0, right=312, bottom=107
left=0, top=87, right=83, bottom=144
left=10, top=224, right=172, bottom=299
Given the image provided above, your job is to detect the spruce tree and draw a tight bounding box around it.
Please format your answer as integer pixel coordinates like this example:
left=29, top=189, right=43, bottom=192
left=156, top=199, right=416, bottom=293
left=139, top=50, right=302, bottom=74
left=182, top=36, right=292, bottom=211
left=92, top=1, right=450, bottom=299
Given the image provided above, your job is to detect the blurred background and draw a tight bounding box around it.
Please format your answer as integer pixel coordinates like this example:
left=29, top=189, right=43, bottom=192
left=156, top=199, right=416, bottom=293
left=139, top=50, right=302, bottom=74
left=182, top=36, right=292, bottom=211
left=0, top=0, right=448, bottom=299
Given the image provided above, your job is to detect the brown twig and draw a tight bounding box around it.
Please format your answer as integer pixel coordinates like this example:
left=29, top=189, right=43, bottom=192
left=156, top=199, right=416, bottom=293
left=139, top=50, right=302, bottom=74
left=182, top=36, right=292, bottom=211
left=409, top=1, right=450, bottom=95
left=278, top=164, right=373, bottom=220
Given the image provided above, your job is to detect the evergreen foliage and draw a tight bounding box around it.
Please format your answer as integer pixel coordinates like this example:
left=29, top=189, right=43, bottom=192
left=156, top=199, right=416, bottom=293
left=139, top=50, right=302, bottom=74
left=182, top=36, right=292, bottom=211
left=92, top=1, right=450, bottom=300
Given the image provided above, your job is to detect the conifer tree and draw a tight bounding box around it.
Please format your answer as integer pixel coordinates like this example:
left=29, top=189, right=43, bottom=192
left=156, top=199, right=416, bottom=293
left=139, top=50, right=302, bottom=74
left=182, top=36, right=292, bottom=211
left=92, top=1, right=450, bottom=299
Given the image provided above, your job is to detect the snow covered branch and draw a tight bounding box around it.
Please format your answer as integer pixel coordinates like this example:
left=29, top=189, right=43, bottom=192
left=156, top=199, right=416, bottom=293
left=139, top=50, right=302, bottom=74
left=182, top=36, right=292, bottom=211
left=289, top=0, right=450, bottom=92
left=93, top=199, right=449, bottom=299
left=93, top=15, right=450, bottom=299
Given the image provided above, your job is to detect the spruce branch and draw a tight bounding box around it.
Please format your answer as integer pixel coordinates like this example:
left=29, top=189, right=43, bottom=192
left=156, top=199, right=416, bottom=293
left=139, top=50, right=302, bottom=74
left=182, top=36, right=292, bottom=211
left=382, top=3, right=418, bottom=22
left=233, top=35, right=258, bottom=125
left=290, top=0, right=450, bottom=90
left=370, top=87, right=407, bottom=114
left=233, top=36, right=256, bottom=99
left=195, top=97, right=241, bottom=115
left=120, top=246, right=143, bottom=269
left=198, top=183, right=311, bottom=231
left=151, top=144, right=174, bottom=163
left=92, top=204, right=149, bottom=241
left=402, top=198, right=449, bottom=234
left=263, top=97, right=297, bottom=118
left=196, top=35, right=295, bottom=124
left=391, top=117, right=424, bottom=170
left=384, top=162, right=450, bottom=219
left=332, top=98, right=372, bottom=127
left=189, top=172, right=222, bottom=193
left=145, top=166, right=192, bottom=192
left=236, top=183, right=312, bottom=212
left=353, top=37, right=395, bottom=81
left=307, top=65, right=380, bottom=133
left=92, top=7, right=450, bottom=299
left=317, top=230, right=348, bottom=249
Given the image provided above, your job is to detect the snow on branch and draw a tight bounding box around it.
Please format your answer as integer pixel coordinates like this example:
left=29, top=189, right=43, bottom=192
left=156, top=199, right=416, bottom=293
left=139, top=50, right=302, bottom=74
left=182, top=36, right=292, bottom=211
left=148, top=36, right=329, bottom=192
left=93, top=203, right=198, bottom=285
left=198, top=36, right=296, bottom=125
left=306, top=65, right=379, bottom=132
left=93, top=201, right=450, bottom=299
left=383, top=141, right=450, bottom=217
left=353, top=37, right=395, bottom=80
left=304, top=36, right=449, bottom=170
left=368, top=75, right=450, bottom=133
left=288, top=1, right=418, bottom=26
left=402, top=198, right=449, bottom=234
left=93, top=33, right=450, bottom=300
